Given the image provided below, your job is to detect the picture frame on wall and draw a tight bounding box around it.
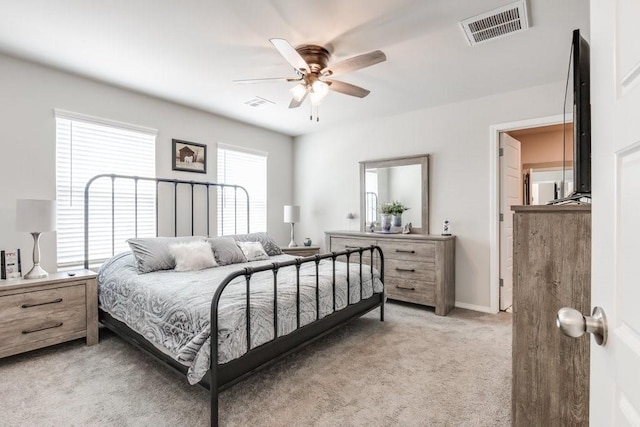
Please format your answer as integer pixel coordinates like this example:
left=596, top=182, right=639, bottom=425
left=172, top=139, right=207, bottom=173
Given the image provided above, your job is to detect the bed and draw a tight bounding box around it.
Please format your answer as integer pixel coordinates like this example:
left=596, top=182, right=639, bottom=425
left=84, top=174, right=385, bottom=426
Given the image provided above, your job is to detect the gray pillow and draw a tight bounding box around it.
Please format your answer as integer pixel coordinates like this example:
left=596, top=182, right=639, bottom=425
left=127, top=236, right=206, bottom=274
left=208, top=237, right=246, bottom=266
left=237, top=241, right=269, bottom=262
left=230, top=232, right=283, bottom=256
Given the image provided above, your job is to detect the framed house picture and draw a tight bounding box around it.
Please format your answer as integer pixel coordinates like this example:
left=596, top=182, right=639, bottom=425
left=172, top=139, right=207, bottom=173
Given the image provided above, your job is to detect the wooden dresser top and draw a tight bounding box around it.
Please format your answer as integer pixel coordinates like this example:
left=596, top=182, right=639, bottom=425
left=325, top=230, right=455, bottom=241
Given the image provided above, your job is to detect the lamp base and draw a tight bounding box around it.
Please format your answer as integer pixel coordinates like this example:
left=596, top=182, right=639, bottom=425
left=288, top=222, right=297, bottom=247
left=24, top=264, right=49, bottom=280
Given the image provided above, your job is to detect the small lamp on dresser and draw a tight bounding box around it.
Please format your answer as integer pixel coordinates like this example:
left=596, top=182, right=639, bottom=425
left=16, top=199, right=56, bottom=279
left=283, top=205, right=300, bottom=247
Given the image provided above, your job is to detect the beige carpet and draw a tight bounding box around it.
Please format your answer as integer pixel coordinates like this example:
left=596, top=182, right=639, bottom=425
left=0, top=302, right=512, bottom=426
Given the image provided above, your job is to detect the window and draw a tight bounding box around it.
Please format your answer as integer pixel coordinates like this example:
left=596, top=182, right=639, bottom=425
left=217, top=144, right=267, bottom=235
left=55, top=110, right=157, bottom=267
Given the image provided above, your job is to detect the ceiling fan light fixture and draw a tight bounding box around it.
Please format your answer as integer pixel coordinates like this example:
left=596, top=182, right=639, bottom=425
left=290, top=83, right=307, bottom=102
left=309, top=80, right=329, bottom=105
left=309, top=90, right=325, bottom=106
left=312, top=80, right=329, bottom=98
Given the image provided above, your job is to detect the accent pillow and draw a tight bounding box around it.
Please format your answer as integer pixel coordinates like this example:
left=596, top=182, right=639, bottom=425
left=127, top=236, right=206, bottom=273
left=207, top=237, right=246, bottom=266
left=230, top=232, right=283, bottom=256
left=236, top=241, right=269, bottom=262
left=170, top=240, right=217, bottom=272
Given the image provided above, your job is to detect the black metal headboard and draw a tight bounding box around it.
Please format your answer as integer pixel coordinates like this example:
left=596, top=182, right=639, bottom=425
left=83, top=174, right=249, bottom=268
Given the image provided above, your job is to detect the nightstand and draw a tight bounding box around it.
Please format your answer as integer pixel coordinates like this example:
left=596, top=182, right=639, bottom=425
left=280, top=246, right=321, bottom=257
left=0, top=270, right=98, bottom=358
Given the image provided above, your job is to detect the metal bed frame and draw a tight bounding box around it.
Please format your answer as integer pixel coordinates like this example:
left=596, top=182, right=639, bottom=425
left=84, top=174, right=385, bottom=426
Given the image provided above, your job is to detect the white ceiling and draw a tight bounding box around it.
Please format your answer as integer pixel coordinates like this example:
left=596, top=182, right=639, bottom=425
left=0, top=0, right=589, bottom=137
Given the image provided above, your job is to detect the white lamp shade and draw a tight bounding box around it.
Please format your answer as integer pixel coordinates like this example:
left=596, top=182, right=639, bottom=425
left=290, top=83, right=307, bottom=102
left=16, top=199, right=56, bottom=232
left=283, top=205, right=300, bottom=224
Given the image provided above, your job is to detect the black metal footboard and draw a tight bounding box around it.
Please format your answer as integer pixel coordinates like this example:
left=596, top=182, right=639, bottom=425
left=209, top=246, right=385, bottom=426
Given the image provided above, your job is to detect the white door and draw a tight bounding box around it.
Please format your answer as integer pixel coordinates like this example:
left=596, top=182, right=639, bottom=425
left=590, top=1, right=640, bottom=424
left=499, top=133, right=521, bottom=311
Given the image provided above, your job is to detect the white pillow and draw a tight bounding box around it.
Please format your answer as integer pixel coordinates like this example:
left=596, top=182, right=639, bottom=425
left=236, top=241, right=269, bottom=262
left=170, top=240, right=218, bottom=272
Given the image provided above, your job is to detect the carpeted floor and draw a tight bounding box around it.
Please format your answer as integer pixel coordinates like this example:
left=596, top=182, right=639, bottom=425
left=0, top=302, right=512, bottom=426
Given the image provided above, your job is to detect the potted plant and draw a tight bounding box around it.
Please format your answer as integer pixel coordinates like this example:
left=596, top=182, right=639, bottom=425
left=380, top=201, right=410, bottom=230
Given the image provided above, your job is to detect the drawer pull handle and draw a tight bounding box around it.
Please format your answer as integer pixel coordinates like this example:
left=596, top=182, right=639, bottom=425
left=395, top=249, right=416, bottom=254
left=22, top=322, right=64, bottom=335
left=21, top=298, right=63, bottom=308
left=395, top=268, right=416, bottom=273
left=345, top=245, right=362, bottom=249
left=395, top=285, right=416, bottom=291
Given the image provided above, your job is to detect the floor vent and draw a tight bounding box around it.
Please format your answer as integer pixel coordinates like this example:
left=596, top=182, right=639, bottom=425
left=244, top=96, right=275, bottom=109
left=460, top=0, right=529, bottom=46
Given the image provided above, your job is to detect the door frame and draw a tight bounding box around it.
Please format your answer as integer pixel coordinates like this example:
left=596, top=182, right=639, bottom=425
left=488, top=113, right=572, bottom=313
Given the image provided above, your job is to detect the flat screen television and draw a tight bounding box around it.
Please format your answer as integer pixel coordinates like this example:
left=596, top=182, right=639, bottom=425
left=572, top=28, right=591, bottom=197
left=549, top=28, right=591, bottom=204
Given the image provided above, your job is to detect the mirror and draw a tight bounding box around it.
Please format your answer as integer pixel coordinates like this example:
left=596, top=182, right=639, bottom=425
left=359, top=154, right=429, bottom=234
left=524, top=164, right=574, bottom=205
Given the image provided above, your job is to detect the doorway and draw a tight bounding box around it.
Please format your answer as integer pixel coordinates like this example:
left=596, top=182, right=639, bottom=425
left=489, top=114, right=573, bottom=313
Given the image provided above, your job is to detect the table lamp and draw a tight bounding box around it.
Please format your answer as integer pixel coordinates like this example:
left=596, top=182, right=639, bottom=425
left=16, top=199, right=56, bottom=279
left=283, top=205, right=300, bottom=247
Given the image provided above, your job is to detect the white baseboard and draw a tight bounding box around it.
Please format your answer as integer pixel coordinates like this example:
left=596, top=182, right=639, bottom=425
left=455, top=301, right=498, bottom=314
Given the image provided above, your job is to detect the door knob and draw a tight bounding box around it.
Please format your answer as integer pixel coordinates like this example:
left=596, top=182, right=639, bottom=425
left=556, top=306, right=608, bottom=346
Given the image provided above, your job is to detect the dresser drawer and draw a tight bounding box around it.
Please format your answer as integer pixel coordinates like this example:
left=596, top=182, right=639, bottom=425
left=385, top=276, right=435, bottom=305
left=330, top=237, right=376, bottom=251
left=376, top=240, right=435, bottom=262
left=385, top=259, right=435, bottom=282
left=330, top=237, right=375, bottom=265
left=0, top=285, right=87, bottom=350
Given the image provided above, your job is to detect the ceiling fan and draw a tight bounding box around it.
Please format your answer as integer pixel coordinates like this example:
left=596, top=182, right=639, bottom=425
left=235, top=38, right=386, bottom=109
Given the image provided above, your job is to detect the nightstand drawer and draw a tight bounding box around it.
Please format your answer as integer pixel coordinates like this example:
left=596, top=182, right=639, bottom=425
left=0, top=285, right=87, bottom=349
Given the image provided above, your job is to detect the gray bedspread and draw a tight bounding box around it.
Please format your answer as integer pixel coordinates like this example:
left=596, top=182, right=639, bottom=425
left=98, top=252, right=383, bottom=384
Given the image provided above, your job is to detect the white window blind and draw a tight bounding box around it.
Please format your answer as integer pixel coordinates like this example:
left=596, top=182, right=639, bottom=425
left=55, top=112, right=157, bottom=267
left=217, top=145, right=267, bottom=235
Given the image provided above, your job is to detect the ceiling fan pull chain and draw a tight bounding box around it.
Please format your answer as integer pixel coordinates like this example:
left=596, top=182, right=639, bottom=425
left=310, top=103, right=313, bottom=121
left=317, top=105, right=320, bottom=122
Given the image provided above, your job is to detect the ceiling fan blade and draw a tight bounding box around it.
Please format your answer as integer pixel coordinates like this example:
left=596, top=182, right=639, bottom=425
left=233, top=77, right=301, bottom=84
left=270, top=38, right=309, bottom=73
left=322, top=50, right=386, bottom=77
left=289, top=91, right=308, bottom=109
left=327, top=80, right=371, bottom=98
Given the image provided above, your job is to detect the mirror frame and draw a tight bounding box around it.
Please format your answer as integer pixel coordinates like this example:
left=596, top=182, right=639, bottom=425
left=359, top=154, right=430, bottom=234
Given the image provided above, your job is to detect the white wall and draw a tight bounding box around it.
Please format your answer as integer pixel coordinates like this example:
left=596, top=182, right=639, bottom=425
left=0, top=53, right=293, bottom=274
left=293, top=81, right=566, bottom=311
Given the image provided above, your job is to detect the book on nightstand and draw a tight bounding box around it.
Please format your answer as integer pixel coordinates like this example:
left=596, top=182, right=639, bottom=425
left=1, top=249, right=22, bottom=280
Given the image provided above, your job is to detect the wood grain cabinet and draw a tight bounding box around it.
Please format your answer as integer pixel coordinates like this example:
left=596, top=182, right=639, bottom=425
left=326, top=231, right=455, bottom=315
left=0, top=270, right=98, bottom=358
left=511, top=205, right=590, bottom=426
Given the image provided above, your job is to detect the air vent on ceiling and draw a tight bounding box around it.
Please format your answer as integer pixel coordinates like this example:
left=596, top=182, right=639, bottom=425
left=243, top=96, right=275, bottom=109
left=460, top=0, right=529, bottom=46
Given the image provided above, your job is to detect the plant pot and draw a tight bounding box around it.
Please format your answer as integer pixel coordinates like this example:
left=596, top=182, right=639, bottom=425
left=381, top=214, right=392, bottom=231
left=392, top=214, right=402, bottom=227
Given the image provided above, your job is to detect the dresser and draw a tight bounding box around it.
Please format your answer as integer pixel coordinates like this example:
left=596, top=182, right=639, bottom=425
left=0, top=270, right=98, bottom=358
left=511, top=205, right=590, bottom=426
left=325, top=231, right=455, bottom=315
